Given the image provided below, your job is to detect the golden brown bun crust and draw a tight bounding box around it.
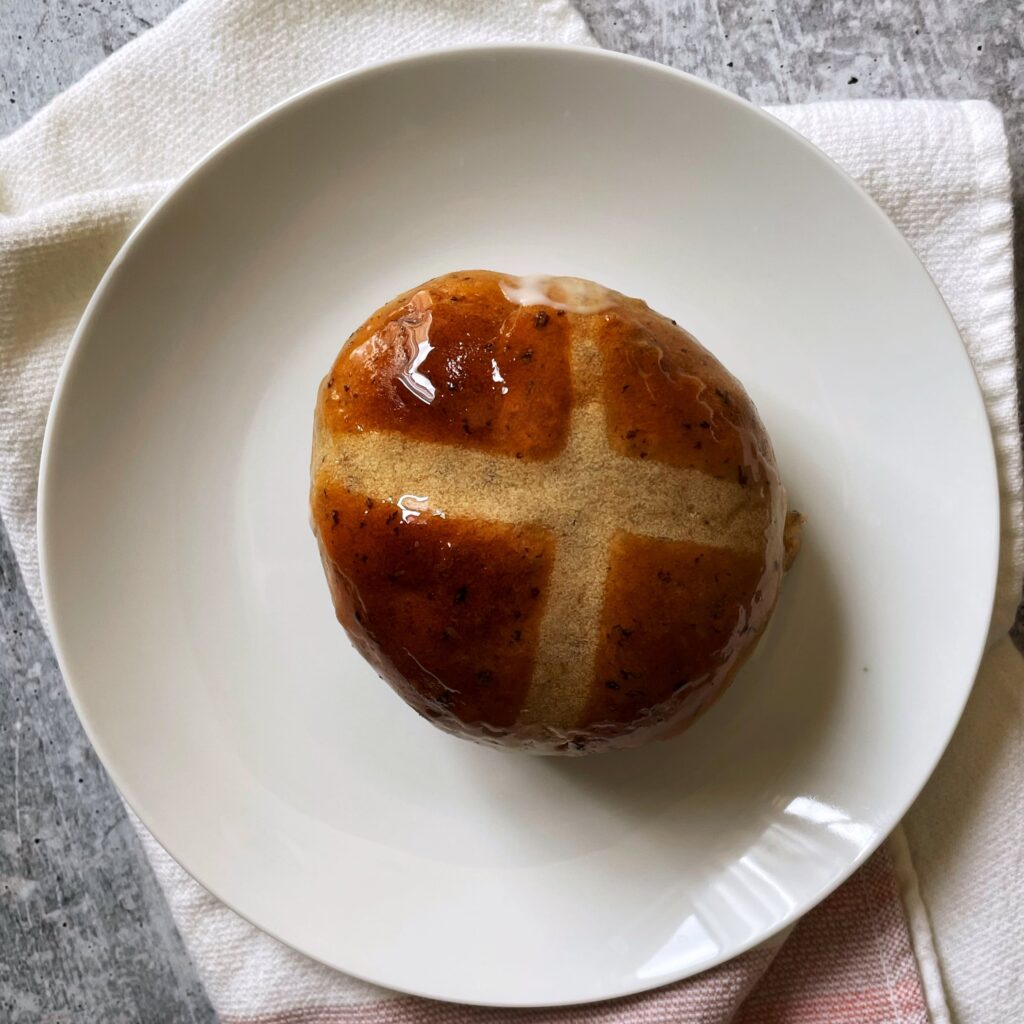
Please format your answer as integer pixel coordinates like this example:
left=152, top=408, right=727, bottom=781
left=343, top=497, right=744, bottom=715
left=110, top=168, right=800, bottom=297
left=311, top=271, right=794, bottom=753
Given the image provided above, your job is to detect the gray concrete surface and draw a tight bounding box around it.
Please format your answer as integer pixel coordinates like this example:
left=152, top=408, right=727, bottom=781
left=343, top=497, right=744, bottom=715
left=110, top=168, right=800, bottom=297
left=1, top=1, right=1021, bottom=1020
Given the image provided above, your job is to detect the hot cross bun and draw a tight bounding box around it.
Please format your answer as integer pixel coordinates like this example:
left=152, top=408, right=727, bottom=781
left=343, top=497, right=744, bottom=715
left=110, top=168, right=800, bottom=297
left=311, top=271, right=801, bottom=754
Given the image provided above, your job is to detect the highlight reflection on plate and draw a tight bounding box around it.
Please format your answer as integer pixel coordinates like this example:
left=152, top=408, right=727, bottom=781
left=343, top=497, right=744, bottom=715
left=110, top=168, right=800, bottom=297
left=38, top=46, right=997, bottom=1006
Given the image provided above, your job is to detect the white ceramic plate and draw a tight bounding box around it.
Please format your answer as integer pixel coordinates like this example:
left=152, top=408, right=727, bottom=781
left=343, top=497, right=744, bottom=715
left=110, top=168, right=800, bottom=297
left=39, top=46, right=998, bottom=1007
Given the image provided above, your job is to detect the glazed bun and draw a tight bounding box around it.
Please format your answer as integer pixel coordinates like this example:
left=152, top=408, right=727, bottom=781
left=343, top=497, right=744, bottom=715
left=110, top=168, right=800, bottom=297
left=311, top=271, right=800, bottom=753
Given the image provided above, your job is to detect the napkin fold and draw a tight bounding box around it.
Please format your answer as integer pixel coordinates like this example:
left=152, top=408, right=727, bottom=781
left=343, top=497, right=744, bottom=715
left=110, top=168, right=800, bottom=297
left=1, top=1, right=1019, bottom=1022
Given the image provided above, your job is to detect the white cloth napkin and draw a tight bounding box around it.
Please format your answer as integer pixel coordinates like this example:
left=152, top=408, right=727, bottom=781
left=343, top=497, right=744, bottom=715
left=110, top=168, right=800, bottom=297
left=765, top=99, right=1022, bottom=1024
left=0, top=1, right=1019, bottom=1021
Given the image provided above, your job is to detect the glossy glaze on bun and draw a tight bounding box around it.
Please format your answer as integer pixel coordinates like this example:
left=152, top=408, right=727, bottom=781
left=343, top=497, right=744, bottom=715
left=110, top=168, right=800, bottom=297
left=311, top=271, right=801, bottom=753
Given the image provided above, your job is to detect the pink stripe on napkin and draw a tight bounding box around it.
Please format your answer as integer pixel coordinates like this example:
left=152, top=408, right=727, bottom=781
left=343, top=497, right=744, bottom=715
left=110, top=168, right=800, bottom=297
left=221, top=846, right=928, bottom=1024
left=736, top=846, right=929, bottom=1023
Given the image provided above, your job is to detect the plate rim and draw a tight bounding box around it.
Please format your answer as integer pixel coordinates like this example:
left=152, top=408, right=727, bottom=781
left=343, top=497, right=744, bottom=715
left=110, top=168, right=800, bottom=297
left=37, top=42, right=1002, bottom=1007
